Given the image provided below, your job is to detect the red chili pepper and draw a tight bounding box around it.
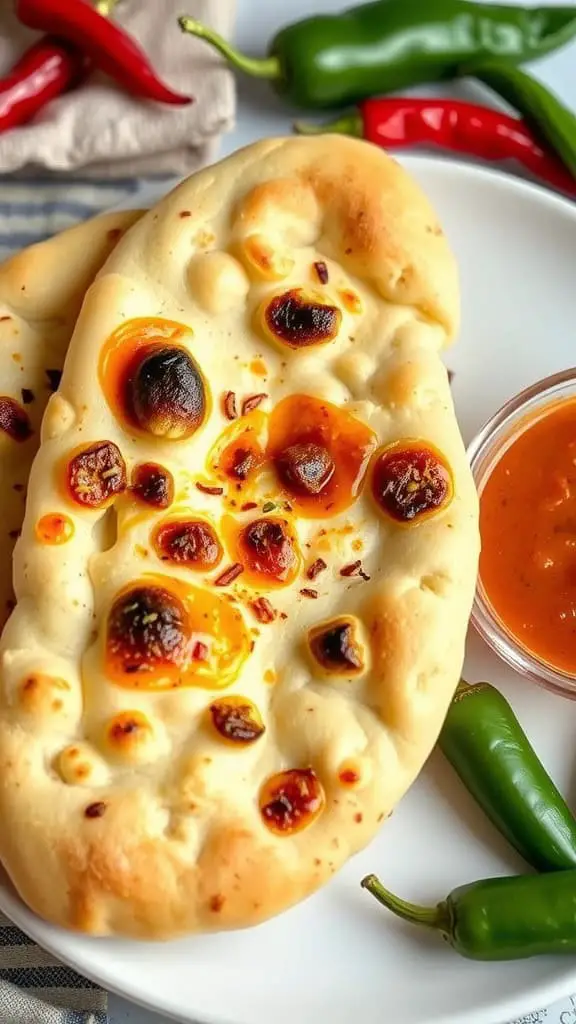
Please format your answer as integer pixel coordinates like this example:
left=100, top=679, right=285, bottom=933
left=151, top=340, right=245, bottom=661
left=0, top=37, right=88, bottom=131
left=0, top=0, right=119, bottom=134
left=295, top=98, right=575, bottom=198
left=16, top=0, right=192, bottom=106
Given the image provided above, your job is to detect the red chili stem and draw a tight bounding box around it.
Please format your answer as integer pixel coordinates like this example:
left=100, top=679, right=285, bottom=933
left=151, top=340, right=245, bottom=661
left=0, top=36, right=89, bottom=131
left=296, top=98, right=575, bottom=198
left=16, top=0, right=192, bottom=106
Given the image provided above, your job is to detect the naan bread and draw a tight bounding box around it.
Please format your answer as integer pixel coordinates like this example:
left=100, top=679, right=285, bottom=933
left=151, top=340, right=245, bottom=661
left=0, top=210, right=141, bottom=631
left=0, top=137, right=480, bottom=939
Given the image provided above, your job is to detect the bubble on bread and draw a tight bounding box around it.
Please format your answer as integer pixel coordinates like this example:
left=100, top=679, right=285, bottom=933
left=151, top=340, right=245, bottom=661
left=239, top=234, right=295, bottom=282
left=42, top=393, right=77, bottom=440
left=188, top=252, right=250, bottom=314
left=337, top=755, right=372, bottom=790
left=18, top=672, right=75, bottom=722
left=102, top=710, right=167, bottom=765
left=57, top=742, right=110, bottom=786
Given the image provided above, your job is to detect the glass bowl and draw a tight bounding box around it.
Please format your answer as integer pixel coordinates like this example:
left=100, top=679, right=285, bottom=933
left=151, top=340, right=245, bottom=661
left=468, top=367, right=576, bottom=700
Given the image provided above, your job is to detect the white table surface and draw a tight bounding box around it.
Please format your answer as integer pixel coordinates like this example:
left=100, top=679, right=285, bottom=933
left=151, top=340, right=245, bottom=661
left=110, top=1, right=576, bottom=1022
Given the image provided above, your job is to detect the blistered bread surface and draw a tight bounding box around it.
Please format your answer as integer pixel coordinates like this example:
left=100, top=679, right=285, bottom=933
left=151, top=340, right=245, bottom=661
left=0, top=137, right=479, bottom=939
left=0, top=211, right=141, bottom=632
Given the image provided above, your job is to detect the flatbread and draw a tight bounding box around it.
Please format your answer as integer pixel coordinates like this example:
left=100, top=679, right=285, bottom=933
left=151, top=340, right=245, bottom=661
left=0, top=210, right=142, bottom=631
left=0, top=137, right=480, bottom=939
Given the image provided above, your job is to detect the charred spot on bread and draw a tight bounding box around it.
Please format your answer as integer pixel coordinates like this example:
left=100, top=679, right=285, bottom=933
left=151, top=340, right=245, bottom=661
left=107, top=712, right=147, bottom=741
left=153, top=519, right=223, bottom=571
left=229, top=446, right=258, bottom=481
left=259, top=768, right=324, bottom=835
left=260, top=289, right=341, bottom=349
left=372, top=440, right=453, bottom=523
left=131, top=462, right=174, bottom=509
left=218, top=429, right=265, bottom=485
left=66, top=441, right=126, bottom=508
left=268, top=395, right=376, bottom=518
left=208, top=696, right=265, bottom=744
left=240, top=517, right=298, bottom=584
left=275, top=441, right=335, bottom=496
left=106, top=575, right=250, bottom=690
left=126, top=344, right=207, bottom=439
left=308, top=616, right=364, bottom=675
left=210, top=412, right=267, bottom=492
left=84, top=801, right=107, bottom=819
left=106, top=584, right=189, bottom=676
left=0, top=397, right=32, bottom=442
left=45, top=368, right=62, bottom=392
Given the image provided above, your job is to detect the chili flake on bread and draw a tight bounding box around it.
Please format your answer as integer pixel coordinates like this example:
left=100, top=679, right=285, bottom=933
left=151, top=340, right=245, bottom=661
left=0, top=136, right=479, bottom=939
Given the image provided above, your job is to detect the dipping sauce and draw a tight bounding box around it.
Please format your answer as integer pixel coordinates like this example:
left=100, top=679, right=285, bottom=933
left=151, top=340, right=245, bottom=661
left=480, top=397, right=576, bottom=675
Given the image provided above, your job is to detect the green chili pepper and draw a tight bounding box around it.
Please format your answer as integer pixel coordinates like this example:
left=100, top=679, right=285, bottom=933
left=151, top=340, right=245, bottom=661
left=179, top=1, right=576, bottom=110
left=466, top=61, right=576, bottom=178
left=361, top=871, right=576, bottom=961
left=438, top=680, right=576, bottom=872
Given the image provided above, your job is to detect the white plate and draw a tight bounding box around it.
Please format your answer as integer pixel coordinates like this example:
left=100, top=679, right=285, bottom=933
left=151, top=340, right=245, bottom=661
left=1, top=156, right=576, bottom=1024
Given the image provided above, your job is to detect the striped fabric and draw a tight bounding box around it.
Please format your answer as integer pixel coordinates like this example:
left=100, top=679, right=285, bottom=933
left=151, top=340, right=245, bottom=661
left=0, top=911, right=106, bottom=1023
left=0, top=176, right=147, bottom=258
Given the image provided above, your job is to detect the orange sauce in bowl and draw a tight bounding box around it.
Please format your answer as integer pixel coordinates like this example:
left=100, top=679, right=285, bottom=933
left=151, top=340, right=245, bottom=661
left=480, top=397, right=576, bottom=675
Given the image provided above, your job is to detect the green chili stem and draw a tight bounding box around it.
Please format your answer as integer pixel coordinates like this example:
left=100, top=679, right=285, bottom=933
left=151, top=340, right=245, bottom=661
left=361, top=874, right=449, bottom=932
left=294, top=114, right=363, bottom=138
left=178, top=16, right=280, bottom=80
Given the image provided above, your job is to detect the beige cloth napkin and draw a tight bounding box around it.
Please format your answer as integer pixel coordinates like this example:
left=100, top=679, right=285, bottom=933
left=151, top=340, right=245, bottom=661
left=0, top=0, right=235, bottom=177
